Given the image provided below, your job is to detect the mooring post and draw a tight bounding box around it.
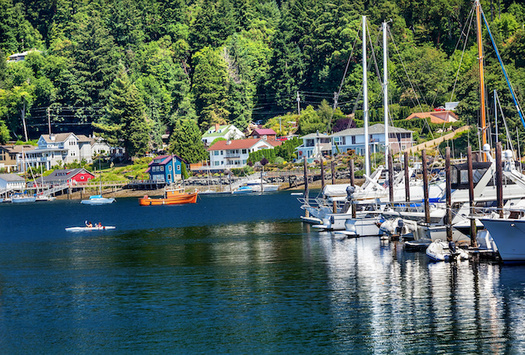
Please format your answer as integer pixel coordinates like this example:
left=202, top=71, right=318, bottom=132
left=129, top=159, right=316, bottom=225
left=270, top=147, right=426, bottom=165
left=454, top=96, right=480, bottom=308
left=320, top=154, right=325, bottom=192
left=468, top=146, right=477, bottom=247
left=404, top=151, right=410, bottom=203
left=331, top=160, right=337, bottom=213
left=303, top=157, right=309, bottom=218
left=350, top=158, right=356, bottom=219
left=445, top=147, right=452, bottom=242
left=422, top=149, right=430, bottom=224
left=496, top=142, right=504, bottom=218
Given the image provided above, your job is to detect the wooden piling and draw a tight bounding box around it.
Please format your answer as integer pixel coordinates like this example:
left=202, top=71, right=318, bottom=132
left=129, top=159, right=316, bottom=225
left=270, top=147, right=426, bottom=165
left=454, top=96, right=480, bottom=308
left=496, top=142, right=503, bottom=218
left=388, top=150, right=394, bottom=204
left=350, top=158, right=356, bottom=219
left=331, top=160, right=336, bottom=185
left=468, top=146, right=477, bottom=247
left=320, top=155, right=325, bottom=191
left=303, top=158, right=309, bottom=218
left=404, top=151, right=410, bottom=203
left=422, top=149, right=430, bottom=224
left=445, top=147, right=452, bottom=242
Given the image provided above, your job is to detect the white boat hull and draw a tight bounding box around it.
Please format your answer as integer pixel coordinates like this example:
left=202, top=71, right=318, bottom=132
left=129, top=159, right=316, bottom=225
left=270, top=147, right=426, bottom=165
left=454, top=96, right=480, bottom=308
left=81, top=197, right=115, bottom=205
left=480, top=218, right=525, bottom=262
left=65, top=226, right=116, bottom=232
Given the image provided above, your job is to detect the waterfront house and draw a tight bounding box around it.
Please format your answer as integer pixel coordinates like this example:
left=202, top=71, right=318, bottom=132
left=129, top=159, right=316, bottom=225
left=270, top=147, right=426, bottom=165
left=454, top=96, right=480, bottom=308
left=0, top=144, right=36, bottom=172
left=0, top=173, right=26, bottom=191
left=330, top=124, right=414, bottom=155
left=42, top=168, right=95, bottom=186
left=208, top=138, right=281, bottom=170
left=146, top=155, right=186, bottom=183
left=7, top=49, right=41, bottom=62
left=202, top=124, right=245, bottom=146
left=22, top=133, right=112, bottom=170
left=295, top=132, right=332, bottom=162
left=249, top=128, right=278, bottom=141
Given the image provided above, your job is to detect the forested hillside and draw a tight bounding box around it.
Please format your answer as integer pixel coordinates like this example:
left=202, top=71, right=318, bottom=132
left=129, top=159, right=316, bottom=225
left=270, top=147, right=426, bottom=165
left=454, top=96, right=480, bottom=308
left=1, top=0, right=525, bottom=161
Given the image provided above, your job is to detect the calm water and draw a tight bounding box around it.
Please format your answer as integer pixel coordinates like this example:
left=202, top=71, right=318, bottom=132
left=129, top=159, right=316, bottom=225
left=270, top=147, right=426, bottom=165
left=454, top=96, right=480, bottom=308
left=1, top=192, right=525, bottom=353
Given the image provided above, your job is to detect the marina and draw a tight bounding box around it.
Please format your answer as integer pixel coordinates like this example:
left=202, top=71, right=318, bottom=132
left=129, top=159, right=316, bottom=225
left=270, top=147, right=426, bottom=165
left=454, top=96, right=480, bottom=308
left=2, top=192, right=525, bottom=352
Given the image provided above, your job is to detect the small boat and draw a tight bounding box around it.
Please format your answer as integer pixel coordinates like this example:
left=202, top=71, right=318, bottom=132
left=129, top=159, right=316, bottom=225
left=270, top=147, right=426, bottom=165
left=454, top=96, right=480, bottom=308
left=426, top=239, right=469, bottom=262
left=139, top=187, right=198, bottom=206
left=11, top=194, right=37, bottom=203
left=233, top=185, right=254, bottom=194
left=65, top=225, right=116, bottom=232
left=81, top=194, right=116, bottom=205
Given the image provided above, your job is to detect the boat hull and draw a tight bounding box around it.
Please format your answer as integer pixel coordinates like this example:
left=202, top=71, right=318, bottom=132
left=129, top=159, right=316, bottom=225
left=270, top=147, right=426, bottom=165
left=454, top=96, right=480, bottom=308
left=480, top=218, right=525, bottom=262
left=66, top=226, right=116, bottom=232
left=81, top=197, right=115, bottom=205
left=139, top=192, right=198, bottom=206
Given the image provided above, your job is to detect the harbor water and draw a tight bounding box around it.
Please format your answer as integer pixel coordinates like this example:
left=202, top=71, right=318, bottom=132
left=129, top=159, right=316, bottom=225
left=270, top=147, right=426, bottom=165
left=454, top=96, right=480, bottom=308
left=1, top=191, right=525, bottom=353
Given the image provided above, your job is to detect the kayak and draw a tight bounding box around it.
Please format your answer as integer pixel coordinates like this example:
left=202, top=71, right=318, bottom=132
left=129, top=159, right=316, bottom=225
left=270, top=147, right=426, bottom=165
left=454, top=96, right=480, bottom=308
left=65, top=226, right=116, bottom=232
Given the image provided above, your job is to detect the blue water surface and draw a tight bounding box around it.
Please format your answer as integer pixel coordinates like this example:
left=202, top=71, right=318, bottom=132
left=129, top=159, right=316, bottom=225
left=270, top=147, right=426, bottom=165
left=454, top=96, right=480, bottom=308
left=0, top=192, right=525, bottom=354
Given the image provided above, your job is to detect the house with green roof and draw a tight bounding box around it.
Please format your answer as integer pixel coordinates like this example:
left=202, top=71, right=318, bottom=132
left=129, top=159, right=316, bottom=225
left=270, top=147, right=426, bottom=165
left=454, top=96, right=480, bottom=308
left=201, top=124, right=245, bottom=147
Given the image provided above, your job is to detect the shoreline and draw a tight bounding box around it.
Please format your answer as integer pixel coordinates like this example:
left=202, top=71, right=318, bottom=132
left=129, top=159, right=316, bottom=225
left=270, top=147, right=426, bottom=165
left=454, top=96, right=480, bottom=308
left=56, top=179, right=363, bottom=200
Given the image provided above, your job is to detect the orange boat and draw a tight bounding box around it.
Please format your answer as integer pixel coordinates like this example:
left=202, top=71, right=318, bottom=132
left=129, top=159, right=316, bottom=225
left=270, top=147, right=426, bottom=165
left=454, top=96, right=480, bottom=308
left=139, top=188, right=198, bottom=206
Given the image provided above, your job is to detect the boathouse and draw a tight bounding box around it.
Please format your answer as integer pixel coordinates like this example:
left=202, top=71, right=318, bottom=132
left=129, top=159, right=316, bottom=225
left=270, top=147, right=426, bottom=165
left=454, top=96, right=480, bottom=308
left=146, top=155, right=186, bottom=184
left=42, top=168, right=95, bottom=186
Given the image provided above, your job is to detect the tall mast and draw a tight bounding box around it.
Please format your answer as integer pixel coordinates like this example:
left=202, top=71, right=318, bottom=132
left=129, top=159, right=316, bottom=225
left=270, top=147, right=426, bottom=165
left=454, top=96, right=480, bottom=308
left=363, top=16, right=370, bottom=177
left=383, top=21, right=389, bottom=169
left=476, top=0, right=487, bottom=161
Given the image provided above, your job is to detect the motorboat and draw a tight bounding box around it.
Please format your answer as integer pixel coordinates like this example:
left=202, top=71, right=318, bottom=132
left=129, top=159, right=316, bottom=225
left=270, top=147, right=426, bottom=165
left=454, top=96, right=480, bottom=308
left=139, top=187, right=198, bottom=206
left=480, top=211, right=525, bottom=262
left=233, top=179, right=279, bottom=193
left=11, top=194, right=36, bottom=203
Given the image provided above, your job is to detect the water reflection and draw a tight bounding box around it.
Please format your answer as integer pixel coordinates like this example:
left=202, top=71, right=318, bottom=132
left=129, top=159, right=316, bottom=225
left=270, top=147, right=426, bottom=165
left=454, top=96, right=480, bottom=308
left=316, top=233, right=524, bottom=353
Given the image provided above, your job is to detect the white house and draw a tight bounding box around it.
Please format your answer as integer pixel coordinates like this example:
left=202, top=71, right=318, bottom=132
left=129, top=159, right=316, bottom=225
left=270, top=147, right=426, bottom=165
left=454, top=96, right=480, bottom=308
left=202, top=124, right=245, bottom=146
left=295, top=132, right=332, bottom=162
left=207, top=138, right=281, bottom=169
left=22, top=133, right=112, bottom=170
left=0, top=173, right=26, bottom=191
left=331, top=124, right=413, bottom=155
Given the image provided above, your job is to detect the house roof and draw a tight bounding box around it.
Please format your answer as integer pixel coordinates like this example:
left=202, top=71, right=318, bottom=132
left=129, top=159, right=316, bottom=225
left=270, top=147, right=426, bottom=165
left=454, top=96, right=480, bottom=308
left=331, top=124, right=413, bottom=137
left=406, top=111, right=458, bottom=123
left=301, top=132, right=331, bottom=139
left=0, top=144, right=37, bottom=153
left=42, top=168, right=94, bottom=183
left=0, top=173, right=25, bottom=182
left=76, top=134, right=93, bottom=143
left=41, top=133, right=76, bottom=143
left=251, top=128, right=277, bottom=136
left=202, top=124, right=235, bottom=138
left=146, top=154, right=186, bottom=173
left=207, top=138, right=281, bottom=151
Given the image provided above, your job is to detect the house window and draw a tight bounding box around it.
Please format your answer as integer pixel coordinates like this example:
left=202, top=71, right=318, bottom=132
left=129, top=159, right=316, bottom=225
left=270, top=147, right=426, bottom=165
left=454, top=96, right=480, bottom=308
left=168, top=165, right=172, bottom=171
left=214, top=151, right=219, bottom=155
left=167, top=174, right=171, bottom=181
left=160, top=166, right=164, bottom=172
left=352, top=136, right=356, bottom=144
left=215, top=161, right=220, bottom=166
left=176, top=165, right=180, bottom=171
left=242, top=149, right=247, bottom=154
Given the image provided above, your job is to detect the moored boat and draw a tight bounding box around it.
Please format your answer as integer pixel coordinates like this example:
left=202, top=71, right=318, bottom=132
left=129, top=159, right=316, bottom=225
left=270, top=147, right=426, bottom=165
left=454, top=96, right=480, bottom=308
left=81, top=194, right=115, bottom=205
left=65, top=225, right=116, bottom=232
left=139, top=187, right=198, bottom=206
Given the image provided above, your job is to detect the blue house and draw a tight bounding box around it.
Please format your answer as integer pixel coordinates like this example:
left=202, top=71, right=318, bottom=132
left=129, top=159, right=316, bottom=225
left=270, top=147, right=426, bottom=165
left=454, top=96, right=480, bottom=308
left=146, top=155, right=186, bottom=184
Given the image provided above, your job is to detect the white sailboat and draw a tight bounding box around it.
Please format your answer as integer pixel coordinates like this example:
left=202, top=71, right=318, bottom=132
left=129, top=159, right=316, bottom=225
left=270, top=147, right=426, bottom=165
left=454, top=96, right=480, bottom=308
left=81, top=159, right=115, bottom=205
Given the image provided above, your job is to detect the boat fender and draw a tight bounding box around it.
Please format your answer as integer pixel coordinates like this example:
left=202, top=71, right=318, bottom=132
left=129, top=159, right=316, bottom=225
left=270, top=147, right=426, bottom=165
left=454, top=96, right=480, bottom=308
left=144, top=195, right=148, bottom=199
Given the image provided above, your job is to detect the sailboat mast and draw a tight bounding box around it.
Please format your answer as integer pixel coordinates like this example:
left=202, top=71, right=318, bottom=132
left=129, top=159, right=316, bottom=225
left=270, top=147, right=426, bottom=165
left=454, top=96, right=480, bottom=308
left=476, top=0, right=487, bottom=160
left=383, top=21, right=389, bottom=169
left=363, top=16, right=370, bottom=177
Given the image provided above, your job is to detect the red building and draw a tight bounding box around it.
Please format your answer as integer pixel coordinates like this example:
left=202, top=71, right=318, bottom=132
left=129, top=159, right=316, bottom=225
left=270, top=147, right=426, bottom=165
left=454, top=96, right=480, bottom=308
left=42, top=168, right=95, bottom=185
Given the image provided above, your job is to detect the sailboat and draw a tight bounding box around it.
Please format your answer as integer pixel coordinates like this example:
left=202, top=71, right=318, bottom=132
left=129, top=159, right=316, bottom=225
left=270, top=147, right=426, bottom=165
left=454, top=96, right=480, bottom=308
left=12, top=148, right=36, bottom=203
left=81, top=158, right=115, bottom=205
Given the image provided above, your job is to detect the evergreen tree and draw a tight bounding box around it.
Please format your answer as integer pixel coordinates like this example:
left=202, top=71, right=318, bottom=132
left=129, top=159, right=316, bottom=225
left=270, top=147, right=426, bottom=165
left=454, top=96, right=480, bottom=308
left=169, top=118, right=208, bottom=164
left=95, top=64, right=150, bottom=159
left=192, top=46, right=230, bottom=129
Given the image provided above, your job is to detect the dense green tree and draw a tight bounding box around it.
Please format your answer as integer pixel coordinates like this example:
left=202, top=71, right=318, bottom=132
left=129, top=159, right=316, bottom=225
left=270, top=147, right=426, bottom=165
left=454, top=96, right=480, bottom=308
left=190, top=0, right=237, bottom=51
left=95, top=64, right=150, bottom=159
left=192, top=46, right=230, bottom=129
left=169, top=118, right=208, bottom=163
